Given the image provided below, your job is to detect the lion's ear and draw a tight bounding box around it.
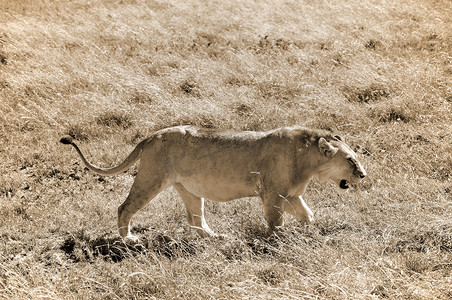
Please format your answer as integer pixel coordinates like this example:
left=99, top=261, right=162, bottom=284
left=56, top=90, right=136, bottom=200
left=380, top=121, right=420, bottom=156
left=318, top=138, right=338, bottom=158
left=334, top=135, right=344, bottom=142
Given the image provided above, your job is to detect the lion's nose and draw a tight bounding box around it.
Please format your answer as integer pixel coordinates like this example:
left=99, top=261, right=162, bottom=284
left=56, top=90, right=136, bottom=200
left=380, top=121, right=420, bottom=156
left=354, top=168, right=366, bottom=179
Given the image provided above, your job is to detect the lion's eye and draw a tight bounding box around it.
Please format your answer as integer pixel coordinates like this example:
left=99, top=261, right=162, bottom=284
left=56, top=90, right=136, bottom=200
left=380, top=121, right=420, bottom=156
left=347, top=158, right=355, bottom=166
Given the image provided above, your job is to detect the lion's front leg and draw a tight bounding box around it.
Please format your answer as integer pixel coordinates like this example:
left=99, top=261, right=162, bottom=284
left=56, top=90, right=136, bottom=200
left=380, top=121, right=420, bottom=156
left=262, top=194, right=284, bottom=231
left=283, top=195, right=314, bottom=224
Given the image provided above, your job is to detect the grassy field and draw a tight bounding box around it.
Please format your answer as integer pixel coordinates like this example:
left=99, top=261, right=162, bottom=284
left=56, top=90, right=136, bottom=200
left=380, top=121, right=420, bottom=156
left=0, top=0, right=451, bottom=298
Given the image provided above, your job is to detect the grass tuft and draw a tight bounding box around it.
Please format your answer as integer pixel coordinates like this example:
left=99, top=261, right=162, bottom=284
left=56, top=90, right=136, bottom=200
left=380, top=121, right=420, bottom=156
left=180, top=81, right=198, bottom=95
left=342, top=84, right=390, bottom=103
left=375, top=106, right=411, bottom=123
left=0, top=52, right=7, bottom=64
left=364, top=39, right=382, bottom=50
left=96, top=111, right=133, bottom=129
left=232, top=103, right=254, bottom=117
left=171, top=114, right=217, bottom=129
left=65, top=124, right=90, bottom=141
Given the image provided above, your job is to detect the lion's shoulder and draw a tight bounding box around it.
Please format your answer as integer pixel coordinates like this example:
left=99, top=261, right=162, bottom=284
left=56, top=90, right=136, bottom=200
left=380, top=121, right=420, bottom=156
left=267, top=126, right=334, bottom=144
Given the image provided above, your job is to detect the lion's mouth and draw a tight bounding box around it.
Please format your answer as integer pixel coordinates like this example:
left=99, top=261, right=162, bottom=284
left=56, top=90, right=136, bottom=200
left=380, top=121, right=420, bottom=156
left=339, top=180, right=350, bottom=189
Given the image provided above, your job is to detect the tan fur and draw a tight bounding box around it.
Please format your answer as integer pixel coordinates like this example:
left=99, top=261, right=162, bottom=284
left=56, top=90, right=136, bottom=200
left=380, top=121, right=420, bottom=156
left=61, top=125, right=366, bottom=240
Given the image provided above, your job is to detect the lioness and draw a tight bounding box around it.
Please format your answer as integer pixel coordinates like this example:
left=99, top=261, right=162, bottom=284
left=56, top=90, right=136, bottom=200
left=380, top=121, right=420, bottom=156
left=61, top=125, right=366, bottom=240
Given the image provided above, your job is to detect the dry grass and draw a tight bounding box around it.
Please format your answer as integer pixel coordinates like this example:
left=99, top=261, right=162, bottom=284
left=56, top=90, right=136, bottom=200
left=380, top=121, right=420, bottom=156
left=1, top=0, right=451, bottom=298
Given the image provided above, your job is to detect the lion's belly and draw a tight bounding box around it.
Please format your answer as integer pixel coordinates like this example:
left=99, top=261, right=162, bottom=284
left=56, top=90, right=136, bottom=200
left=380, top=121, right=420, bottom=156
left=176, top=174, right=259, bottom=202
left=168, top=134, right=266, bottom=201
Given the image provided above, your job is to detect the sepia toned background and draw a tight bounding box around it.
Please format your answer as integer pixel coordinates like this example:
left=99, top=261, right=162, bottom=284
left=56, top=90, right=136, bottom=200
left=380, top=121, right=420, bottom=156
left=0, top=0, right=450, bottom=298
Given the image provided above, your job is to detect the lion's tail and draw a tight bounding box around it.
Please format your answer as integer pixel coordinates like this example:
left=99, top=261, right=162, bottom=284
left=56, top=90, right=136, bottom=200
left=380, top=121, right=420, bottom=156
left=60, top=136, right=144, bottom=176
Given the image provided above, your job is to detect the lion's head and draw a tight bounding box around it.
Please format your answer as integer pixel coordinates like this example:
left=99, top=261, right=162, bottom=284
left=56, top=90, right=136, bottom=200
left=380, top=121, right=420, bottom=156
left=317, top=135, right=367, bottom=191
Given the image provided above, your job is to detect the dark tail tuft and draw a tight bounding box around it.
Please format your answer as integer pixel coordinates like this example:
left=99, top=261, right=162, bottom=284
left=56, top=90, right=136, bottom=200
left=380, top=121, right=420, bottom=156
left=60, top=136, right=73, bottom=145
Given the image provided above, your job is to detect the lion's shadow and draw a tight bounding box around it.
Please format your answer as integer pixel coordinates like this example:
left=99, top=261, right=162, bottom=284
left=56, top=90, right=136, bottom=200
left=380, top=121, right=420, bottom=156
left=60, top=228, right=198, bottom=263
left=59, top=225, right=307, bottom=263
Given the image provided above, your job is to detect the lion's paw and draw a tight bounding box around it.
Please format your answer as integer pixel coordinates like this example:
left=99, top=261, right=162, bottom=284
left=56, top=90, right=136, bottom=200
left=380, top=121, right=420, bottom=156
left=124, top=234, right=140, bottom=243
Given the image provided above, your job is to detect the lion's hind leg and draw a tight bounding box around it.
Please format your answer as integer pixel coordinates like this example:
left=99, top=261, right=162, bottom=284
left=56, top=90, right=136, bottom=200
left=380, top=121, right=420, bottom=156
left=173, top=183, right=217, bottom=237
left=118, top=173, right=169, bottom=242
